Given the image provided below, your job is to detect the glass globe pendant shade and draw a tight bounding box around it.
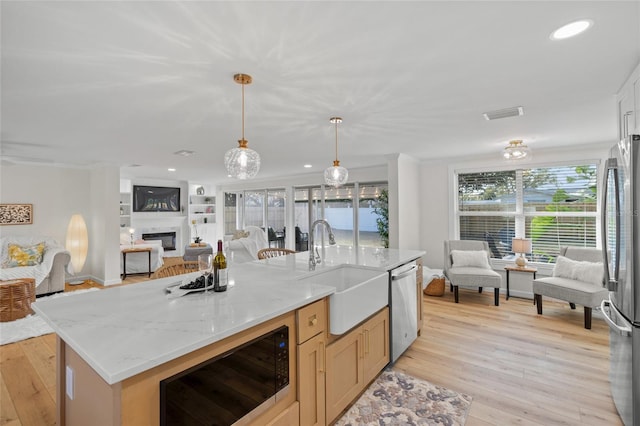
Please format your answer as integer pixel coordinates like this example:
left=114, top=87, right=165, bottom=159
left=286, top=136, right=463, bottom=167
left=324, top=160, right=349, bottom=187
left=224, top=139, right=260, bottom=180
left=503, top=140, right=529, bottom=160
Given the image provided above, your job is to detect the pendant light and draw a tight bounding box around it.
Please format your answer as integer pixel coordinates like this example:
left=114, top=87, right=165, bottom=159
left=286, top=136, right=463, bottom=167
left=224, top=73, right=260, bottom=179
left=324, top=117, right=348, bottom=187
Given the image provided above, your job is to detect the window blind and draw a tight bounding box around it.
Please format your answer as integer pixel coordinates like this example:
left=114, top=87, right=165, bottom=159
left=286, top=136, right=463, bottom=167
left=457, top=163, right=598, bottom=262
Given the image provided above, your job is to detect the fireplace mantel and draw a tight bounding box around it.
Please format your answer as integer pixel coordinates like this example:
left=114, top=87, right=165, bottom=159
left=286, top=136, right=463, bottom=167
left=131, top=216, right=187, bottom=255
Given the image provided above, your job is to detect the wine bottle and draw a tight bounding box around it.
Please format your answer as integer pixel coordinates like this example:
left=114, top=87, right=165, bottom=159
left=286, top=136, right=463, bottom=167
left=213, top=239, right=227, bottom=292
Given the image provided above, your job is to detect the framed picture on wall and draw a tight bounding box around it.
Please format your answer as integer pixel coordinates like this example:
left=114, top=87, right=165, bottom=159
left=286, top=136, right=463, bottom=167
left=0, top=204, right=33, bottom=225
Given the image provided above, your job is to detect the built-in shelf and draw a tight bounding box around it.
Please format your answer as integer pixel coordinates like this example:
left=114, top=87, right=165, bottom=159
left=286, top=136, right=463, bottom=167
left=188, top=190, right=216, bottom=244
left=189, top=195, right=215, bottom=224
left=120, top=193, right=131, bottom=228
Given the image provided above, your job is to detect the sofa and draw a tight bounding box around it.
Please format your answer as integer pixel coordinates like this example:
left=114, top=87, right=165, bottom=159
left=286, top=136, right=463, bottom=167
left=227, top=226, right=270, bottom=263
left=0, top=236, right=71, bottom=296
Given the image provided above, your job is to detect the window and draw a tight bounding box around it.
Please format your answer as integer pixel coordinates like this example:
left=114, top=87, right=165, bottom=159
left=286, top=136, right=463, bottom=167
left=294, top=183, right=388, bottom=248
left=223, top=189, right=285, bottom=236
left=456, top=164, right=598, bottom=263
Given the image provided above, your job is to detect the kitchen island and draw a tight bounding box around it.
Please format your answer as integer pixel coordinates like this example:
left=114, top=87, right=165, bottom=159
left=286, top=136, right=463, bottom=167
left=33, top=246, right=424, bottom=425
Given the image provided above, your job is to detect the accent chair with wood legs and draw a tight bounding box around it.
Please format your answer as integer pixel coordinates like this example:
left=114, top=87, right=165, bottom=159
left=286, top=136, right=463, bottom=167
left=443, top=240, right=502, bottom=306
left=532, top=246, right=606, bottom=329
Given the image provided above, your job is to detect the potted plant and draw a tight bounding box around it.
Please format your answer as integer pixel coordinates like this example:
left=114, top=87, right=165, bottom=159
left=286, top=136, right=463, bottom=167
left=372, top=189, right=389, bottom=248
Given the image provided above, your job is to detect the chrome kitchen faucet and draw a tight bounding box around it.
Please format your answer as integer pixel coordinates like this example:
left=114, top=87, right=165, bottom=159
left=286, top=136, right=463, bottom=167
left=308, top=219, right=336, bottom=271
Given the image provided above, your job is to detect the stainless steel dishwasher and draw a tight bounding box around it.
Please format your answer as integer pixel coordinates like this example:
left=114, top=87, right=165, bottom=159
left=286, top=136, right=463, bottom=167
left=390, top=260, right=418, bottom=363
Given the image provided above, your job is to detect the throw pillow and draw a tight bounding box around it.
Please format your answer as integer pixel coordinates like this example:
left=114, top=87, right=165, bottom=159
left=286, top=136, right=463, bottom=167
left=232, top=230, right=250, bottom=240
left=451, top=250, right=491, bottom=269
left=2, top=242, right=45, bottom=268
left=553, top=255, right=604, bottom=286
left=552, top=255, right=575, bottom=280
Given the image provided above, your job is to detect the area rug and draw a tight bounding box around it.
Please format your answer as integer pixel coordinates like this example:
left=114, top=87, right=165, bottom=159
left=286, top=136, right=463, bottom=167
left=0, top=288, right=99, bottom=345
left=335, top=369, right=472, bottom=426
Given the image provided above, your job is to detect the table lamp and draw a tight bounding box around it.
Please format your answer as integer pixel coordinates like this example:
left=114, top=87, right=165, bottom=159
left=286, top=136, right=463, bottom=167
left=512, top=238, right=532, bottom=267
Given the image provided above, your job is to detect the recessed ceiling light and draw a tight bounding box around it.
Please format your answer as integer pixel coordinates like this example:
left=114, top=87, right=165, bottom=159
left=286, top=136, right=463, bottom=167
left=168, top=168, right=176, bottom=172
left=174, top=150, right=195, bottom=157
left=550, top=20, right=592, bottom=40
left=304, top=164, right=312, bottom=168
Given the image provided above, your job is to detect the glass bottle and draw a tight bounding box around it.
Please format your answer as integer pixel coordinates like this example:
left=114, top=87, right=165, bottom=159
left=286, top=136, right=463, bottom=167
left=213, top=239, right=227, bottom=292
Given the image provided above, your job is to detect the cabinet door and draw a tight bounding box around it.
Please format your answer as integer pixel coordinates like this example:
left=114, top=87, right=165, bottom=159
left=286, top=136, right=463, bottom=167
left=325, top=329, right=364, bottom=424
left=362, top=308, right=389, bottom=384
left=297, top=333, right=325, bottom=426
left=618, top=90, right=635, bottom=139
left=633, top=75, right=639, bottom=134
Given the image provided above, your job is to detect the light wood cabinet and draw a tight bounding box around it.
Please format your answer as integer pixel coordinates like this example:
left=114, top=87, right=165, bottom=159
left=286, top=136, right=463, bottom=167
left=296, top=299, right=326, bottom=426
left=297, top=298, right=326, bottom=344
left=298, top=333, right=325, bottom=426
left=265, top=401, right=299, bottom=426
left=325, top=307, right=389, bottom=424
left=362, top=308, right=389, bottom=384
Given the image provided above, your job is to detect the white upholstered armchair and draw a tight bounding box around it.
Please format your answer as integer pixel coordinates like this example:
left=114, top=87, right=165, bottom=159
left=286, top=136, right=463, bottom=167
left=443, top=240, right=502, bottom=306
left=533, top=246, right=606, bottom=329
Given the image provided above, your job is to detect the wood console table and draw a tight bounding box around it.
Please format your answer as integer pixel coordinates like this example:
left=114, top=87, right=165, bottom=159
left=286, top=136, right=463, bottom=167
left=121, top=247, right=152, bottom=280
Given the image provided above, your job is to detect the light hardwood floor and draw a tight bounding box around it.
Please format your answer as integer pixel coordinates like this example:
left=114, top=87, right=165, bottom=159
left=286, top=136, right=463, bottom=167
left=1, top=278, right=622, bottom=425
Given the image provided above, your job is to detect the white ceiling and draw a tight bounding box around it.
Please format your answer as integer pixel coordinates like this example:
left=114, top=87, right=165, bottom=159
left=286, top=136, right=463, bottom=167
left=2, top=1, right=639, bottom=184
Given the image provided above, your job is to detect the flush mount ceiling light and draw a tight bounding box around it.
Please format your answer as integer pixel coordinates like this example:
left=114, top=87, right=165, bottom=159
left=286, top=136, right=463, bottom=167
left=550, top=20, right=592, bottom=40
left=324, top=117, right=348, bottom=187
left=224, top=73, right=260, bottom=180
left=503, top=140, right=530, bottom=160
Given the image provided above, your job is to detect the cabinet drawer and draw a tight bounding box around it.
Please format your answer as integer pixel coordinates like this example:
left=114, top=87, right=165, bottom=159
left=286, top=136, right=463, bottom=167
left=297, top=299, right=326, bottom=344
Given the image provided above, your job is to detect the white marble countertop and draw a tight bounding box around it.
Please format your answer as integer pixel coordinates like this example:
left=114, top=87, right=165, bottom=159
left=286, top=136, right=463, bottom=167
left=33, top=246, right=424, bottom=385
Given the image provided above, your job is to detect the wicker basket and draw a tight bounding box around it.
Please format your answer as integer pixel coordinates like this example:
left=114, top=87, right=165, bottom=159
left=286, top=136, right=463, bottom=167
left=424, top=277, right=445, bottom=297
left=0, top=278, right=36, bottom=322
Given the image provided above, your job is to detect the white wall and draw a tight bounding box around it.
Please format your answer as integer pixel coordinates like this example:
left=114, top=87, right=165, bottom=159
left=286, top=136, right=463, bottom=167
left=0, top=163, right=92, bottom=273
left=418, top=160, right=450, bottom=269
left=90, top=166, right=121, bottom=286
left=386, top=154, right=421, bottom=250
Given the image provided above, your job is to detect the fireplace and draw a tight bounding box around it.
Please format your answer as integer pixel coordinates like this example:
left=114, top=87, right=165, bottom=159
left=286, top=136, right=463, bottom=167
left=142, top=232, right=176, bottom=251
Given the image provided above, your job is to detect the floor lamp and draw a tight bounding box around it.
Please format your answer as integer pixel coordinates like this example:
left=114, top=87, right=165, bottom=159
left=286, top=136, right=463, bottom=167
left=66, top=214, right=88, bottom=285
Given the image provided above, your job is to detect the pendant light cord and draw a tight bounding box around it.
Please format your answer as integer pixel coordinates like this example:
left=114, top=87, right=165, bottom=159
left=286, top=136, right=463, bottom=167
left=334, top=119, right=338, bottom=162
left=241, top=82, right=245, bottom=141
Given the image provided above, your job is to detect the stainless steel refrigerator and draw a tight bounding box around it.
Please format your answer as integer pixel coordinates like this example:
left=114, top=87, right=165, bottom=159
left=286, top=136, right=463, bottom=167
left=601, top=134, right=640, bottom=426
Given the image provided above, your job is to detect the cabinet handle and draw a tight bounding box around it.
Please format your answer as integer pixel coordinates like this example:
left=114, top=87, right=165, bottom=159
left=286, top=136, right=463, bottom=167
left=318, top=341, right=325, bottom=373
left=364, top=329, right=370, bottom=355
left=624, top=111, right=633, bottom=136
left=359, top=334, right=364, bottom=359
left=309, top=316, right=317, bottom=327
